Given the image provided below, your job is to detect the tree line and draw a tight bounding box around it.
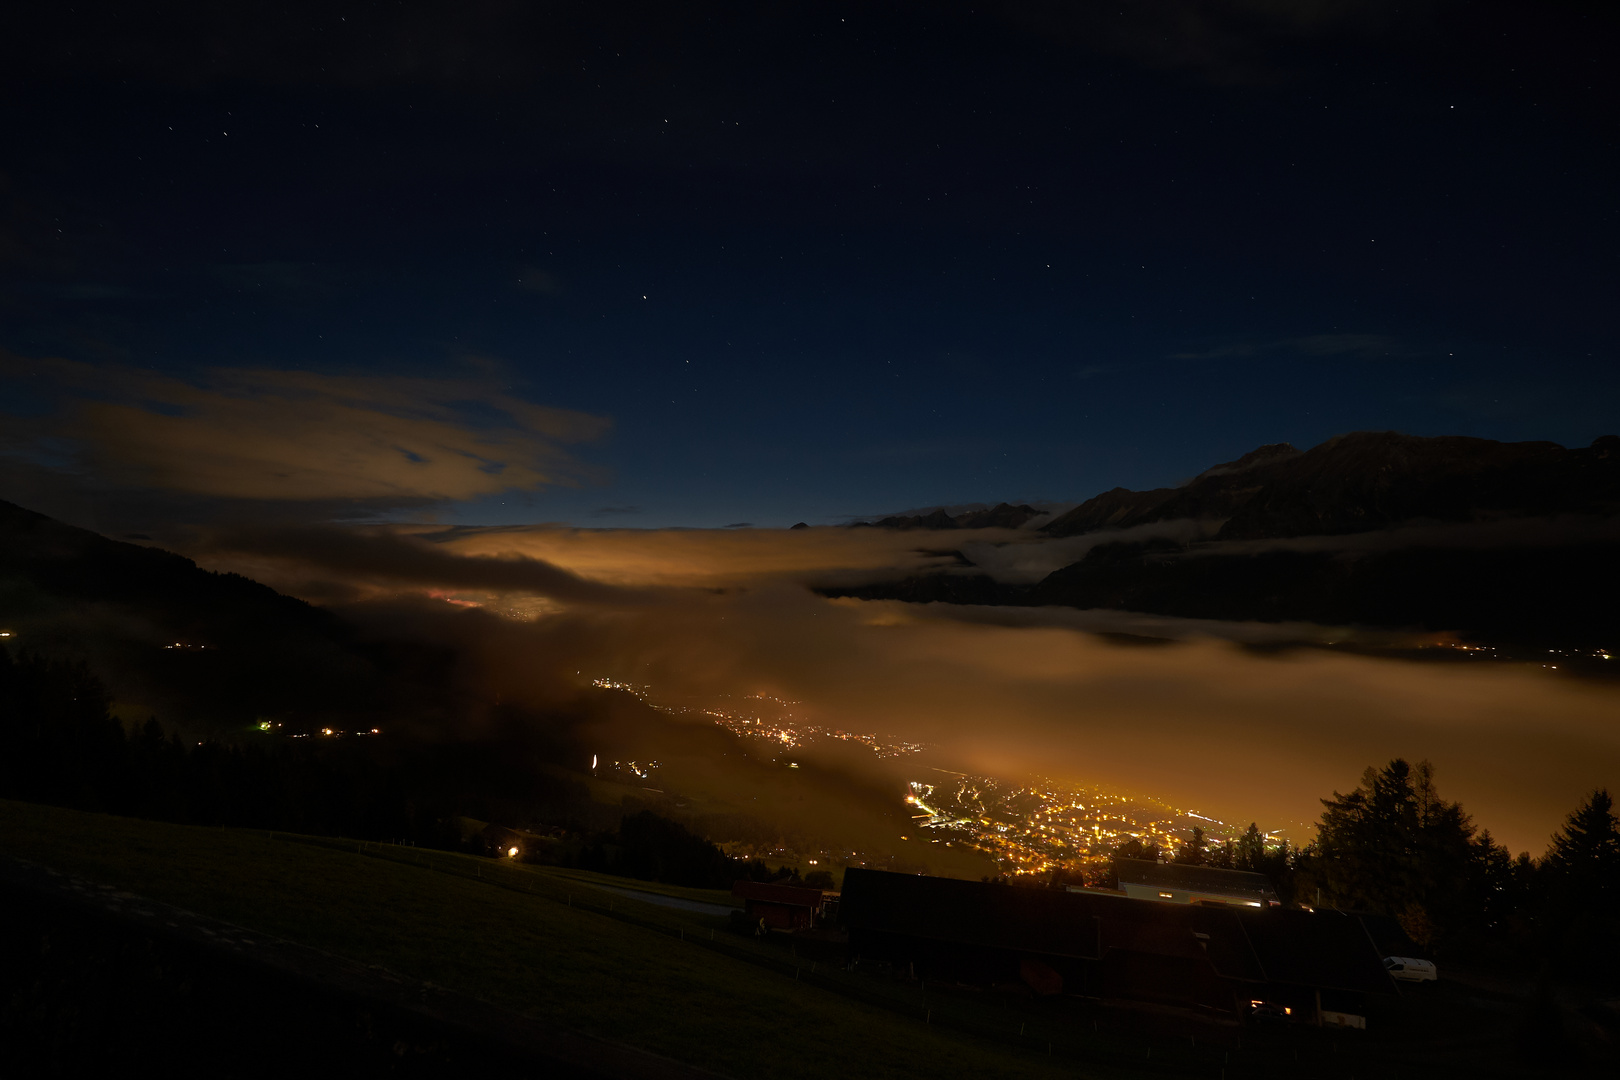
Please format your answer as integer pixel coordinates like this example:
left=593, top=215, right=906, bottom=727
left=0, top=648, right=810, bottom=890
left=1133, top=757, right=1618, bottom=973
left=1, top=647, right=478, bottom=839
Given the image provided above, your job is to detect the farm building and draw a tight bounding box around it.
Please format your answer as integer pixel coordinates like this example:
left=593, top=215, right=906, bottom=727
left=840, top=868, right=1393, bottom=1024
left=1113, top=858, right=1282, bottom=907
left=731, top=880, right=833, bottom=931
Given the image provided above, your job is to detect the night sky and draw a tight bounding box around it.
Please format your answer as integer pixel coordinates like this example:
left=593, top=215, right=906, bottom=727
left=2, top=1, right=1616, bottom=529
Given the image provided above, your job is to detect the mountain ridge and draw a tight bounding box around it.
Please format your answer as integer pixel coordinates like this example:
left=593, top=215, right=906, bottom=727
left=848, top=432, right=1620, bottom=538
left=1045, top=431, right=1619, bottom=539
left=819, top=431, right=1620, bottom=648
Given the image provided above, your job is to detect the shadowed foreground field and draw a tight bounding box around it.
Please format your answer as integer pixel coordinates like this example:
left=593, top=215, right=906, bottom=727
left=3, top=800, right=1604, bottom=1079
left=0, top=800, right=1072, bottom=1080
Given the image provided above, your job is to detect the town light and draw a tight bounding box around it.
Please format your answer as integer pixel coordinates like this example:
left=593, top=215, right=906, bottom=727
left=508, top=846, right=519, bottom=858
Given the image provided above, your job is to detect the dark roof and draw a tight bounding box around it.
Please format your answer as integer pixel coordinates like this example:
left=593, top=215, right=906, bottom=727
left=732, top=881, right=824, bottom=907
left=842, top=868, right=1392, bottom=994
left=839, top=869, right=1103, bottom=960
left=1116, top=859, right=1280, bottom=902
left=1242, top=909, right=1394, bottom=994
left=1355, top=912, right=1421, bottom=958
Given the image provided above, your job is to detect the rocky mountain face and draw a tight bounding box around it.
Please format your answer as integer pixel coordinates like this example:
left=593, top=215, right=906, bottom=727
left=1039, top=443, right=1302, bottom=536
left=1043, top=432, right=1620, bottom=539
left=822, top=432, right=1620, bottom=647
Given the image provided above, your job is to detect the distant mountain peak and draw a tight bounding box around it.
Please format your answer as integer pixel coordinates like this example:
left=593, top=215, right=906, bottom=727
left=857, top=502, right=1045, bottom=531
left=1194, top=442, right=1300, bottom=481
left=1040, top=431, right=1619, bottom=539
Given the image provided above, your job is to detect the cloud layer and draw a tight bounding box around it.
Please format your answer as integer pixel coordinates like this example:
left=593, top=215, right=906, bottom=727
left=1, top=353, right=608, bottom=506
left=190, top=520, right=1620, bottom=857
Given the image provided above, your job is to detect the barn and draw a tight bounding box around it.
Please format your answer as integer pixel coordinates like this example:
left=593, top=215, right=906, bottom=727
left=731, top=880, right=832, bottom=931
left=840, top=868, right=1393, bottom=1024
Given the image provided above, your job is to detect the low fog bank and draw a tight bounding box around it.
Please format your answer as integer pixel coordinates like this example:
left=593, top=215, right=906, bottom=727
left=180, top=522, right=1620, bottom=858
left=954, top=514, right=1620, bottom=585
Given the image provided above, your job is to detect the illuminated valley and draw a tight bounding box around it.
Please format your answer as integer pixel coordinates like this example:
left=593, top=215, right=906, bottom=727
left=590, top=677, right=1300, bottom=878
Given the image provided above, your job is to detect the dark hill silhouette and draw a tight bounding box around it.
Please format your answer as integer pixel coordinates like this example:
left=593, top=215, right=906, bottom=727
left=0, top=499, right=339, bottom=637
left=0, top=499, right=444, bottom=734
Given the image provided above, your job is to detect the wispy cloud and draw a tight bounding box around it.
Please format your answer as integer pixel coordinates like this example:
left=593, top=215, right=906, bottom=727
left=0, top=352, right=609, bottom=507
left=200, top=524, right=650, bottom=606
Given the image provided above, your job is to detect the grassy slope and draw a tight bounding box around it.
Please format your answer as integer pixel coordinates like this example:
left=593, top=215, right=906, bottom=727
left=535, top=864, right=741, bottom=906
left=0, top=801, right=1074, bottom=1080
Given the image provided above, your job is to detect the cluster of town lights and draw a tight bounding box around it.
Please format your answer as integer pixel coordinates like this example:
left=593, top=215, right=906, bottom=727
left=586, top=676, right=1303, bottom=878
left=901, top=775, right=1293, bottom=878
left=591, top=676, right=929, bottom=758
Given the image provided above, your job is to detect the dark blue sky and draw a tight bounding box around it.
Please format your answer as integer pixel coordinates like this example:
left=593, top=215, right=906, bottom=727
left=2, top=1, right=1615, bottom=528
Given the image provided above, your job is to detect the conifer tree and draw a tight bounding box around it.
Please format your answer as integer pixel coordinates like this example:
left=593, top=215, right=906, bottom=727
left=1174, top=825, right=1208, bottom=865
left=1544, top=789, right=1619, bottom=899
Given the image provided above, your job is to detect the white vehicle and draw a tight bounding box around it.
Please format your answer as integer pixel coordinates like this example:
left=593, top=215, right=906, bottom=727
left=1383, top=956, right=1438, bottom=982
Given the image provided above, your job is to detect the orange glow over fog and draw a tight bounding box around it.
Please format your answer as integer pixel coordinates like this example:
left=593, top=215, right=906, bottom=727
left=411, top=522, right=1030, bottom=587
left=193, top=523, right=1620, bottom=857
